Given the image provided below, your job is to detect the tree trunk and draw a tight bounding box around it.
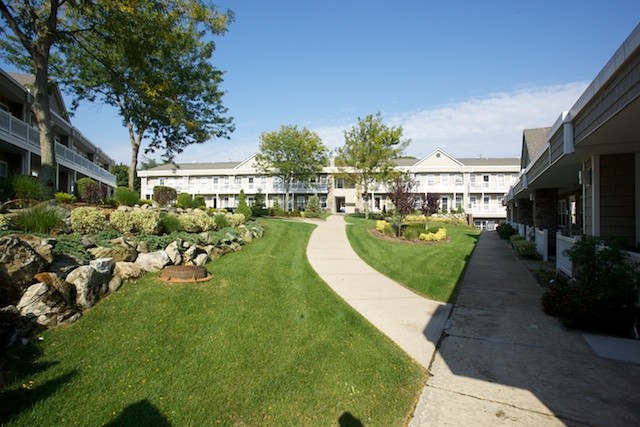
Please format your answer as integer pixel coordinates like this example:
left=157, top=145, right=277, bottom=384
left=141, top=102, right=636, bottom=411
left=126, top=119, right=141, bottom=190
left=284, top=179, right=290, bottom=212
left=32, top=64, right=57, bottom=197
left=363, top=180, right=370, bottom=219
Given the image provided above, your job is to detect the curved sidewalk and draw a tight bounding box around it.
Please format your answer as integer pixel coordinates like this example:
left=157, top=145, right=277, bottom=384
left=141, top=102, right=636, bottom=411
left=306, top=215, right=451, bottom=369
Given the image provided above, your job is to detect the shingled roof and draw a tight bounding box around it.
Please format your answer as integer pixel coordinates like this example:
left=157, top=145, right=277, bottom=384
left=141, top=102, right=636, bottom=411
left=521, top=127, right=550, bottom=168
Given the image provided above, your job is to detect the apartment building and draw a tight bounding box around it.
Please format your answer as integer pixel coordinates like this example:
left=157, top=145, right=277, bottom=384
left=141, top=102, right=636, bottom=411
left=503, top=23, right=640, bottom=271
left=138, top=148, right=519, bottom=230
left=0, top=69, right=116, bottom=193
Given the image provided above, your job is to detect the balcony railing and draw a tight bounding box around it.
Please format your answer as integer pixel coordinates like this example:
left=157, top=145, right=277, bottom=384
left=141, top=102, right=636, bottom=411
left=0, top=109, right=116, bottom=186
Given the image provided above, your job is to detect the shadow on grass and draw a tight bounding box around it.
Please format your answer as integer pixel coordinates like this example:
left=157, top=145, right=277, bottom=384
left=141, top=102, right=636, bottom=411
left=338, top=411, right=363, bottom=427
left=446, top=230, right=482, bottom=304
left=105, top=399, right=171, bottom=427
left=0, top=369, right=78, bottom=424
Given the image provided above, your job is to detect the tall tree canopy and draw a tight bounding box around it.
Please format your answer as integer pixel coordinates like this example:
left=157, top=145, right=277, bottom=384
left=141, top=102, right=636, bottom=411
left=0, top=1, right=234, bottom=191
left=335, top=113, right=410, bottom=218
left=255, top=125, right=328, bottom=212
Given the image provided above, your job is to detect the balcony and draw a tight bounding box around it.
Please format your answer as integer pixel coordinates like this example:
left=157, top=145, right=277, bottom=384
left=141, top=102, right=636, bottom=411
left=0, top=109, right=116, bottom=186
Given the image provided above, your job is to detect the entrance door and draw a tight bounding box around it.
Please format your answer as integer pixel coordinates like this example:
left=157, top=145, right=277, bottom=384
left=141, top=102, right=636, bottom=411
left=335, top=197, right=346, bottom=213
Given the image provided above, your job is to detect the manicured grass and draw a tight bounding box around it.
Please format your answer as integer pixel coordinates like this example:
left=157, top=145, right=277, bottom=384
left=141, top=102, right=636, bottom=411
left=346, top=216, right=480, bottom=302
left=0, top=219, right=424, bottom=426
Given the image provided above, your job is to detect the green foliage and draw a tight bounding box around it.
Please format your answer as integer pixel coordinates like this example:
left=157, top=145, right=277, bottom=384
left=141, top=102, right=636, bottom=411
left=214, top=213, right=229, bottom=229
left=153, top=186, right=177, bottom=207
left=52, top=234, right=91, bottom=263
left=10, top=174, right=44, bottom=200
left=10, top=204, right=63, bottom=234
left=54, top=192, right=76, bottom=204
left=113, top=187, right=140, bottom=206
left=226, top=213, right=246, bottom=227
left=0, top=214, right=8, bottom=230
left=422, top=193, right=440, bottom=215
left=542, top=237, right=639, bottom=335
left=70, top=206, right=108, bottom=234
left=176, top=193, right=204, bottom=209
left=193, top=196, right=206, bottom=208
left=509, top=234, right=525, bottom=244
left=255, top=125, right=328, bottom=211
left=236, top=190, right=252, bottom=219
left=158, top=212, right=182, bottom=234
left=335, top=113, right=409, bottom=218
left=512, top=239, right=538, bottom=258
left=304, top=195, right=322, bottom=218
left=401, top=223, right=423, bottom=240
left=109, top=208, right=160, bottom=234
left=75, top=178, right=104, bottom=204
left=177, top=210, right=216, bottom=232
left=251, top=189, right=267, bottom=217
left=111, top=164, right=130, bottom=187
left=496, top=222, right=517, bottom=240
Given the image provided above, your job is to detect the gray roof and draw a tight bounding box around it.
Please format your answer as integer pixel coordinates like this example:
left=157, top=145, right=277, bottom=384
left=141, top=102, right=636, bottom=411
left=458, top=158, right=520, bottom=166
left=393, top=157, right=419, bottom=166
left=145, top=161, right=241, bottom=172
left=8, top=72, right=35, bottom=88
left=521, top=127, right=550, bottom=167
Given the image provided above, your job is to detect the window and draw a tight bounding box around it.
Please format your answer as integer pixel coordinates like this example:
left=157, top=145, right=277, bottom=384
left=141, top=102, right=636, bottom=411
left=248, top=197, right=255, bottom=207
left=455, top=174, right=463, bottom=185
left=470, top=174, right=476, bottom=185
left=261, top=176, right=267, bottom=188
left=223, top=196, right=229, bottom=207
left=484, top=196, right=490, bottom=207
left=558, top=199, right=568, bottom=227
left=455, top=195, right=463, bottom=210
left=167, top=178, right=174, bottom=187
left=497, top=174, right=504, bottom=186
left=336, top=178, right=344, bottom=189
left=200, top=177, right=207, bottom=186
left=427, top=174, right=435, bottom=185
left=159, top=178, right=165, bottom=186
left=469, top=196, right=477, bottom=208
left=0, top=161, right=7, bottom=178
left=483, top=175, right=490, bottom=188
left=441, top=174, right=449, bottom=185
left=235, top=176, right=242, bottom=185
left=213, top=177, right=219, bottom=186
left=248, top=176, right=254, bottom=189
left=320, top=196, right=327, bottom=208
left=441, top=196, right=449, bottom=212
left=296, top=196, right=306, bottom=211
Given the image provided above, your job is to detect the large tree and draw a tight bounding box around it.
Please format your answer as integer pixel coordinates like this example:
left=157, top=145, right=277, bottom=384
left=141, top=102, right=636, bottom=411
left=59, top=1, right=234, bottom=189
left=0, top=0, right=82, bottom=193
left=255, top=125, right=328, bottom=212
left=335, top=113, right=410, bottom=218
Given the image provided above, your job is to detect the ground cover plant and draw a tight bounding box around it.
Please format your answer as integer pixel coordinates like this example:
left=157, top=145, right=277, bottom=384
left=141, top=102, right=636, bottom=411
left=346, top=216, right=480, bottom=301
left=0, top=219, right=424, bottom=426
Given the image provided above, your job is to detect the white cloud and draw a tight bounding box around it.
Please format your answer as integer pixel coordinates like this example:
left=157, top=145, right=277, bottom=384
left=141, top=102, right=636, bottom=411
left=311, top=81, right=589, bottom=159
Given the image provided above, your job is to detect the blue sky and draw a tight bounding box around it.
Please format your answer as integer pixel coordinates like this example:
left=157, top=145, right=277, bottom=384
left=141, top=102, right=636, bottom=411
left=5, top=1, right=640, bottom=165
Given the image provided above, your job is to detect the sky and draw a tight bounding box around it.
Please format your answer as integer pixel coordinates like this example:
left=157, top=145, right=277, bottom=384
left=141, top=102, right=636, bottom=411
left=4, top=1, right=640, bottom=165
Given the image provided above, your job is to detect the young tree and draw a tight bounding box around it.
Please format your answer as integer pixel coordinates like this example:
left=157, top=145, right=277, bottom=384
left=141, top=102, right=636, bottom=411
left=251, top=189, right=267, bottom=217
left=59, top=1, right=234, bottom=189
left=335, top=113, right=410, bottom=219
left=423, top=193, right=441, bottom=215
left=387, top=174, right=417, bottom=236
left=255, top=125, right=328, bottom=212
left=236, top=189, right=252, bottom=219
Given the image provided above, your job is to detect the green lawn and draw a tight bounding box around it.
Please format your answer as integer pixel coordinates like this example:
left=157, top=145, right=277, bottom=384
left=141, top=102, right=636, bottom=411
left=346, top=216, right=480, bottom=302
left=0, top=219, right=424, bottom=426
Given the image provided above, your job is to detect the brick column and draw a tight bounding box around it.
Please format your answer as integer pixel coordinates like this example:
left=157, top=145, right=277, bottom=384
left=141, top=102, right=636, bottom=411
left=517, top=198, right=533, bottom=226
left=533, top=189, right=558, bottom=231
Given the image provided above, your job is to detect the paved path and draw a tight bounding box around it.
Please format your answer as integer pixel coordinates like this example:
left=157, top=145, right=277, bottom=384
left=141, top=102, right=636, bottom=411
left=305, top=215, right=451, bottom=369
left=410, top=231, right=640, bottom=426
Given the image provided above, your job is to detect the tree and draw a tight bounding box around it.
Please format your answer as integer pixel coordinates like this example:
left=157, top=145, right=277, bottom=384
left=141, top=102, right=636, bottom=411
left=111, top=163, right=129, bottom=188
left=58, top=1, right=235, bottom=189
left=335, top=113, right=410, bottom=219
left=423, top=193, right=441, bottom=215
left=305, top=195, right=322, bottom=218
left=236, top=189, right=252, bottom=219
left=255, top=125, right=328, bottom=212
left=0, top=0, right=79, bottom=193
left=387, top=174, right=417, bottom=236
left=251, top=189, right=267, bottom=217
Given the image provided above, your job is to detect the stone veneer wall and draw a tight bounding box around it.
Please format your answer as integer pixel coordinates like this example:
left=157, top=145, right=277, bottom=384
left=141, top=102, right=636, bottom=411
left=533, top=189, right=558, bottom=231
left=516, top=198, right=533, bottom=226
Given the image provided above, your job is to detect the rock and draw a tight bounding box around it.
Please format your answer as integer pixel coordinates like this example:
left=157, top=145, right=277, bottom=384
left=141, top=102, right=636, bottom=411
left=88, top=245, right=137, bottom=262
left=136, top=240, right=149, bottom=254
left=66, top=265, right=107, bottom=309
left=15, top=234, right=55, bottom=265
left=229, top=242, right=242, bottom=252
left=0, top=305, right=32, bottom=350
left=90, top=258, right=115, bottom=275
left=193, top=253, right=209, bottom=267
left=80, top=236, right=95, bottom=248
left=17, top=283, right=79, bottom=327
left=165, top=241, right=182, bottom=265
left=114, top=262, right=146, bottom=281
left=49, top=254, right=83, bottom=277
left=108, top=275, right=122, bottom=293
left=134, top=251, right=170, bottom=272
left=242, top=230, right=253, bottom=243
left=182, top=241, right=191, bottom=249
left=0, top=236, right=46, bottom=307
left=34, top=272, right=74, bottom=307
left=183, top=245, right=197, bottom=264
left=203, top=245, right=222, bottom=260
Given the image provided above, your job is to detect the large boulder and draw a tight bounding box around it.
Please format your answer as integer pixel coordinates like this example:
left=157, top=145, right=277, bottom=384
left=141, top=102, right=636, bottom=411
left=88, top=245, right=137, bottom=262
left=183, top=245, right=197, bottom=265
left=134, top=251, right=170, bottom=272
left=66, top=264, right=110, bottom=309
left=165, top=241, right=182, bottom=265
left=0, top=236, right=46, bottom=307
left=193, top=253, right=209, bottom=267
left=14, top=234, right=55, bottom=265
left=114, top=262, right=146, bottom=281
left=34, top=272, right=74, bottom=307
left=17, top=282, right=79, bottom=327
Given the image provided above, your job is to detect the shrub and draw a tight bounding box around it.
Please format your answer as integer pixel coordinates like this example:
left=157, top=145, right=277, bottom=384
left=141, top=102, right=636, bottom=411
left=55, top=192, right=76, bottom=204
left=70, top=206, right=107, bottom=234
left=496, top=223, right=517, bottom=240
left=509, top=234, right=524, bottom=245
left=419, top=228, right=447, bottom=242
left=153, top=186, right=177, bottom=207
left=236, top=190, right=252, bottom=219
left=131, top=209, right=160, bottom=234
left=176, top=193, right=204, bottom=209
left=402, top=224, right=422, bottom=240
left=305, top=195, right=322, bottom=218
left=193, top=196, right=206, bottom=209
left=140, top=199, right=152, bottom=206
left=0, top=214, right=8, bottom=230
left=75, top=178, right=104, bottom=204
left=214, top=213, right=229, bottom=229
left=10, top=174, right=44, bottom=200
left=251, top=190, right=267, bottom=217
left=226, top=213, right=245, bottom=227
left=512, top=239, right=538, bottom=258
left=405, top=214, right=427, bottom=223
left=10, top=204, right=64, bottom=234
left=178, top=210, right=216, bottom=232
left=113, top=187, right=140, bottom=206
left=109, top=209, right=137, bottom=234
left=426, top=213, right=467, bottom=225
left=159, top=213, right=182, bottom=234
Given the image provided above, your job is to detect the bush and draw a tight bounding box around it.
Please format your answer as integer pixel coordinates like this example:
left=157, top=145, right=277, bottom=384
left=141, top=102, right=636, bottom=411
left=509, top=234, right=524, bottom=245
left=113, top=187, right=140, bottom=206
left=176, top=193, right=193, bottom=209
left=226, top=213, right=245, bottom=227
left=214, top=213, right=229, bottom=229
left=405, top=214, right=427, bottom=223
left=55, top=192, right=76, bottom=204
left=70, top=206, right=107, bottom=234
left=236, top=190, right=252, bottom=219
left=419, top=228, right=447, bottom=242
left=177, top=210, right=216, bottom=232
left=305, top=195, right=322, bottom=218
left=193, top=196, right=206, bottom=209
left=10, top=204, right=63, bottom=234
left=110, top=208, right=160, bottom=235
left=512, top=239, right=538, bottom=258
left=251, top=190, right=267, bottom=217
left=153, top=186, right=177, bottom=207
left=159, top=213, right=182, bottom=234
left=0, top=214, right=8, bottom=230
left=75, top=178, right=104, bottom=204
left=496, top=223, right=517, bottom=240
left=140, top=199, right=152, bottom=206
left=10, top=174, right=44, bottom=200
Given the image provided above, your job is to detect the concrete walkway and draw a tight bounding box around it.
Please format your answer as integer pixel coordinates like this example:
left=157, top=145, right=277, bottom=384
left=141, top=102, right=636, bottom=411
left=411, top=231, right=640, bottom=426
left=305, top=215, right=451, bottom=369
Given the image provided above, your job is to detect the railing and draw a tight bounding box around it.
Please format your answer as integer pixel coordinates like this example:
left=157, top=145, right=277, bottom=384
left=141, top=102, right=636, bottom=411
left=535, top=228, right=549, bottom=261
left=55, top=143, right=116, bottom=186
left=556, top=232, right=581, bottom=277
